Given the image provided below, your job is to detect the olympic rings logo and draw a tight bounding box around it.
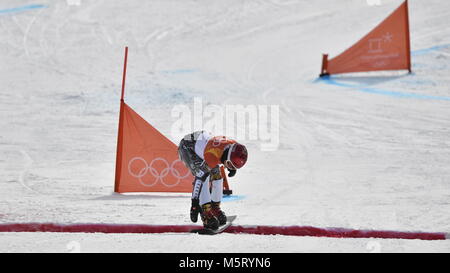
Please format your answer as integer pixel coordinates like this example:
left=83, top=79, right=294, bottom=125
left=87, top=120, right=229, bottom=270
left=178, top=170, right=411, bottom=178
left=128, top=157, right=191, bottom=188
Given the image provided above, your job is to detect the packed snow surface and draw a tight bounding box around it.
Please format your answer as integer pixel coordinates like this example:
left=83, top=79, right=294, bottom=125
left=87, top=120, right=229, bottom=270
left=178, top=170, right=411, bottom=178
left=0, top=0, right=449, bottom=252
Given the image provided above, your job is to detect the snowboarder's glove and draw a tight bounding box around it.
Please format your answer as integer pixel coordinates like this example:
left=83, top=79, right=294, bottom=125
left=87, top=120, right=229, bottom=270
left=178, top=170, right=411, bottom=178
left=193, top=161, right=211, bottom=178
left=227, top=168, right=236, bottom=177
left=210, top=166, right=222, bottom=181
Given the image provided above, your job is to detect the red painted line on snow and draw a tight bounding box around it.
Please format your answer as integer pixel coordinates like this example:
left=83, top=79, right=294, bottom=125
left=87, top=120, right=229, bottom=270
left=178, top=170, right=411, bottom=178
left=0, top=223, right=198, bottom=234
left=0, top=223, right=447, bottom=241
left=225, top=225, right=448, bottom=241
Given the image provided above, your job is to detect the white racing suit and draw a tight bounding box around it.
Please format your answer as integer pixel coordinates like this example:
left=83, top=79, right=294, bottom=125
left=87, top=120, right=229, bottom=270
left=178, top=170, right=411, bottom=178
left=177, top=131, right=224, bottom=225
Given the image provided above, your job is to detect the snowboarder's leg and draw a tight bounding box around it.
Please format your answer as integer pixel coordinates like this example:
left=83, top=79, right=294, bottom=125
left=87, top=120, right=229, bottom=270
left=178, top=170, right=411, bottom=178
left=211, top=180, right=227, bottom=225
left=200, top=203, right=219, bottom=230
left=210, top=177, right=223, bottom=202
left=190, top=174, right=208, bottom=223
left=199, top=176, right=212, bottom=206
left=178, top=137, right=210, bottom=223
left=190, top=177, right=201, bottom=223
left=198, top=178, right=219, bottom=230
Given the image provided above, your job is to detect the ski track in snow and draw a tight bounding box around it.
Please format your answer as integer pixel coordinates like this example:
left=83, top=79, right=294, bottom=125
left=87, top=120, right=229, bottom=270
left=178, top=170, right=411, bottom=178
left=0, top=0, right=450, bottom=252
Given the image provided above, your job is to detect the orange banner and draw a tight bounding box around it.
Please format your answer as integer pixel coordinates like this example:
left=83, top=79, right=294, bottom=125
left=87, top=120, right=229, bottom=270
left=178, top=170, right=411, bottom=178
left=321, top=0, right=411, bottom=76
left=114, top=101, right=193, bottom=193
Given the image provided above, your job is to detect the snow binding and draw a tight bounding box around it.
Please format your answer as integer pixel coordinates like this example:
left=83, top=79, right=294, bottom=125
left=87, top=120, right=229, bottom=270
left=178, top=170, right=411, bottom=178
left=191, top=215, right=237, bottom=235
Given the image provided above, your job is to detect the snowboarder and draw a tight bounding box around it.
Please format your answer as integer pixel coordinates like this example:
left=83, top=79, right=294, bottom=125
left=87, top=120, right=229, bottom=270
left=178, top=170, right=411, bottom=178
left=178, top=131, right=248, bottom=230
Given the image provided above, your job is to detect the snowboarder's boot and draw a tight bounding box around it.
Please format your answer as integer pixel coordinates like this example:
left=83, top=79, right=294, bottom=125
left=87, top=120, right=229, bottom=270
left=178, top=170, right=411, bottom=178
left=190, top=198, right=201, bottom=223
left=200, top=203, right=219, bottom=230
left=211, top=201, right=227, bottom=226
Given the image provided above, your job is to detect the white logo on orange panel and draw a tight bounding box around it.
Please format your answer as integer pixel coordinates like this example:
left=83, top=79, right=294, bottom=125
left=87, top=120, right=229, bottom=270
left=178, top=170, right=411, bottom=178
left=128, top=157, right=190, bottom=188
left=368, top=38, right=383, bottom=53
left=368, top=32, right=394, bottom=54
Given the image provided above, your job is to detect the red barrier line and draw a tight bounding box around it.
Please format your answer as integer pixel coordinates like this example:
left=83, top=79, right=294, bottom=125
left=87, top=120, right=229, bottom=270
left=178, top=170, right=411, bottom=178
left=0, top=223, right=198, bottom=234
left=225, top=226, right=448, bottom=241
left=0, top=223, right=447, bottom=241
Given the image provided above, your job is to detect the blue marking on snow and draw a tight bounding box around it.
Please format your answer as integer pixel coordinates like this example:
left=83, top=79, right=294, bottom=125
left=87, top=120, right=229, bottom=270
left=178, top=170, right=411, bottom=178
left=315, top=44, right=450, bottom=101
left=411, top=44, right=450, bottom=56
left=318, top=76, right=450, bottom=101
left=0, top=4, right=47, bottom=15
left=222, top=195, right=246, bottom=202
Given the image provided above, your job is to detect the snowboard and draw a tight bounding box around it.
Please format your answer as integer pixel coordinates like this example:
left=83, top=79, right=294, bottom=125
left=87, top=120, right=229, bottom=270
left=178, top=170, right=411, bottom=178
left=191, top=215, right=237, bottom=235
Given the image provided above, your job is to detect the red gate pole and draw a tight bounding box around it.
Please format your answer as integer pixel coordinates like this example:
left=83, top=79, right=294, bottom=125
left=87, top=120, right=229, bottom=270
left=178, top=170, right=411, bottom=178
left=114, top=46, right=128, bottom=193
left=404, top=0, right=412, bottom=73
left=221, top=166, right=233, bottom=195
left=320, top=54, right=329, bottom=77
left=121, top=46, right=129, bottom=101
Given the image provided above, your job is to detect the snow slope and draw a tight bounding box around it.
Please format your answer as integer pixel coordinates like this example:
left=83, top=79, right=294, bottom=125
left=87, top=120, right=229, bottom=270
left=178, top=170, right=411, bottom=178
left=0, top=0, right=449, bottom=252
